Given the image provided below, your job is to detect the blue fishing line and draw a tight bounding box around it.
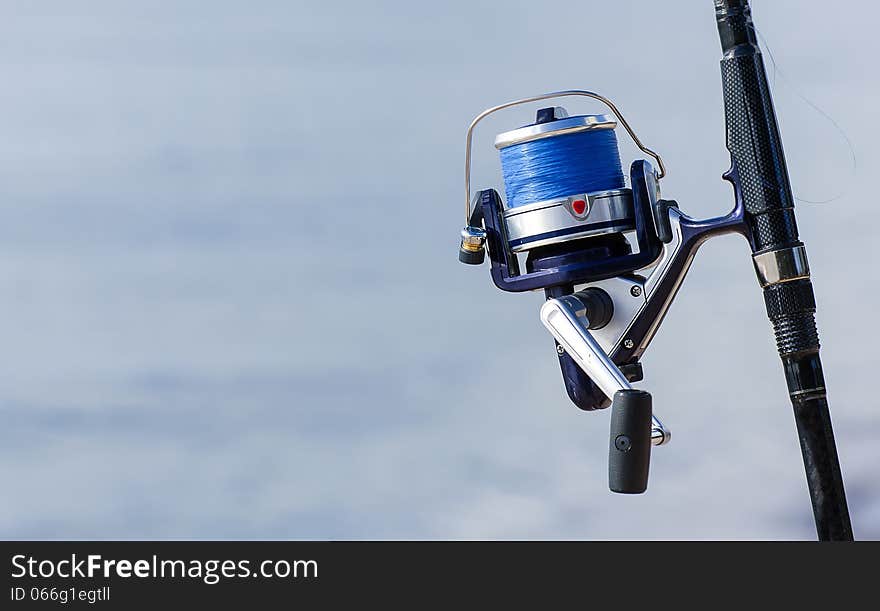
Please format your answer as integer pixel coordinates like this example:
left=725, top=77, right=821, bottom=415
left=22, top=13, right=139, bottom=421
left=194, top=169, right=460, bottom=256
left=499, top=129, right=625, bottom=208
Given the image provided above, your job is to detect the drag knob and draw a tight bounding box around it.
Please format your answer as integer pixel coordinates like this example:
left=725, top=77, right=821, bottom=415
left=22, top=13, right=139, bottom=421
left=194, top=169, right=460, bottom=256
left=608, top=389, right=652, bottom=494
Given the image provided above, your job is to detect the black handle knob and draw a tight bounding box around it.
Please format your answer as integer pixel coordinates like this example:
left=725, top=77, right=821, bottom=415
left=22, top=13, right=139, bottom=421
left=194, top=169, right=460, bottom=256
left=608, top=389, right=652, bottom=494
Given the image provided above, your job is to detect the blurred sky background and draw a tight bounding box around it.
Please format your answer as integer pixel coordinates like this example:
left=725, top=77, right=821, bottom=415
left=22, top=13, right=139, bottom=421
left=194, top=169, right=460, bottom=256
left=0, top=0, right=877, bottom=539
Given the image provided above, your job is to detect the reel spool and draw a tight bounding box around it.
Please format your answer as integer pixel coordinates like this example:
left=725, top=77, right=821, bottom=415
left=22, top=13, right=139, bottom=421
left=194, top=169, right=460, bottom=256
left=495, top=107, right=633, bottom=253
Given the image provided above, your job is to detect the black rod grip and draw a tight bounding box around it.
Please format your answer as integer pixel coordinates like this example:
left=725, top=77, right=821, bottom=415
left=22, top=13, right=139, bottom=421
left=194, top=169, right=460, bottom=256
left=716, top=0, right=800, bottom=252
left=609, top=390, right=652, bottom=494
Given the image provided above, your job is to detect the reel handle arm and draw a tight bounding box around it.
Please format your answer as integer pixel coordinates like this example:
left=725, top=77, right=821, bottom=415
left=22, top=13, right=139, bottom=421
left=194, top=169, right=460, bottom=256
left=540, top=294, right=629, bottom=399
left=540, top=295, right=668, bottom=494
left=539, top=294, right=668, bottom=447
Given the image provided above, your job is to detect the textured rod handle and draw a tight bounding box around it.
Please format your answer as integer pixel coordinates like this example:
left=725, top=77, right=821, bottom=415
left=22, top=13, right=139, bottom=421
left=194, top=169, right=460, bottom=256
left=716, top=0, right=799, bottom=253
left=608, top=390, right=652, bottom=494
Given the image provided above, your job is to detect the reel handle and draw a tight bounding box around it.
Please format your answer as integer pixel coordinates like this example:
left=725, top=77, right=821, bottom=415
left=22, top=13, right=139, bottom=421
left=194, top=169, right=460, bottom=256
left=540, top=293, right=669, bottom=494
left=609, top=390, right=652, bottom=494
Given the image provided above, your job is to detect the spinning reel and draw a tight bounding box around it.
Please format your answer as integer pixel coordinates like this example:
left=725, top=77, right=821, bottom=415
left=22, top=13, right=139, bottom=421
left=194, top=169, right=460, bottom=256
left=459, top=91, right=747, bottom=493
left=456, top=2, right=853, bottom=540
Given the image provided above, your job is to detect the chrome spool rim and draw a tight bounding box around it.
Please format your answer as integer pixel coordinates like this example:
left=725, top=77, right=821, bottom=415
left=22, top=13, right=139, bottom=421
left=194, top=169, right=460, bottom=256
left=503, top=188, right=635, bottom=253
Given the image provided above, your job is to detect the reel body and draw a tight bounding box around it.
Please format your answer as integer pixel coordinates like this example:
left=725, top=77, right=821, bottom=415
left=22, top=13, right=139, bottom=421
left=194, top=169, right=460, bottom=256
left=460, top=91, right=749, bottom=493
left=464, top=103, right=665, bottom=293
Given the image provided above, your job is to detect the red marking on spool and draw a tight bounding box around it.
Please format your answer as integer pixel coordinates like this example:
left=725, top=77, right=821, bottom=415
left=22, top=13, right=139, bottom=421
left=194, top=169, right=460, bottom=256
left=572, top=199, right=587, bottom=215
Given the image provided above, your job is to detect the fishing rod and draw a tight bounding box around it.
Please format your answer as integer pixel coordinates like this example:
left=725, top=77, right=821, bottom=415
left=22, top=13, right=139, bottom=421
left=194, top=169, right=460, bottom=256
left=458, top=0, right=853, bottom=540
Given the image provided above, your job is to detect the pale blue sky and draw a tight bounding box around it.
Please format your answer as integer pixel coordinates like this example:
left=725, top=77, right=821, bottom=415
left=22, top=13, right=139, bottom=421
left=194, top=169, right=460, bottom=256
left=0, top=0, right=877, bottom=538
